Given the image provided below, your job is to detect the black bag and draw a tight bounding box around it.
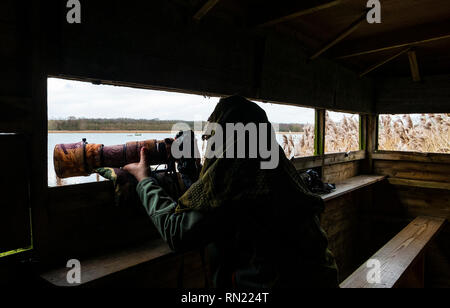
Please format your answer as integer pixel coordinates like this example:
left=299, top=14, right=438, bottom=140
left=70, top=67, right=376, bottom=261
left=299, top=169, right=336, bottom=194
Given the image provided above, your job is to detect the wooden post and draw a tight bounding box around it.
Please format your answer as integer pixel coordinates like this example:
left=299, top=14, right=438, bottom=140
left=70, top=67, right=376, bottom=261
left=362, top=114, right=378, bottom=174
left=359, top=114, right=367, bottom=151
left=408, top=49, right=421, bottom=82
left=359, top=48, right=411, bottom=77
left=315, top=109, right=325, bottom=156
left=30, top=0, right=51, bottom=262
left=337, top=33, right=450, bottom=59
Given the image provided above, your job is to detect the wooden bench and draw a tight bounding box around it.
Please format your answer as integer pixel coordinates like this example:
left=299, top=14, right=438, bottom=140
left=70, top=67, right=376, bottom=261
left=340, top=216, right=446, bottom=288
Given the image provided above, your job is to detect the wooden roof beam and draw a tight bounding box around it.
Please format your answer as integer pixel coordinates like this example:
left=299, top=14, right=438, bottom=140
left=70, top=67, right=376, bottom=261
left=193, top=0, right=220, bottom=21
left=336, top=33, right=450, bottom=59
left=408, top=49, right=421, bottom=82
left=359, top=47, right=411, bottom=77
left=257, top=0, right=342, bottom=28
left=310, top=12, right=367, bottom=60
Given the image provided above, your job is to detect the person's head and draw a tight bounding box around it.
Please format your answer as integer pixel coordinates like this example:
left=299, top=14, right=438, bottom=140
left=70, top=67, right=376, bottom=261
left=202, top=95, right=280, bottom=170
left=207, top=95, right=269, bottom=126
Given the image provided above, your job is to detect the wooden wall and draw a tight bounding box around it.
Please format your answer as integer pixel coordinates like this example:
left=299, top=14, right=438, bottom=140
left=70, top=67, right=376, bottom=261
left=46, top=181, right=161, bottom=263
left=0, top=135, right=32, bottom=253
left=374, top=160, right=450, bottom=184
left=320, top=186, right=375, bottom=282
left=319, top=159, right=381, bottom=282
left=322, top=161, right=360, bottom=184
left=0, top=1, right=50, bottom=261
left=43, top=0, right=374, bottom=114
left=375, top=74, right=450, bottom=114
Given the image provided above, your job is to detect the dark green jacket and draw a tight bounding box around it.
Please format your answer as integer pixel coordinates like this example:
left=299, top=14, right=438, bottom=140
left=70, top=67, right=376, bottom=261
left=137, top=177, right=339, bottom=288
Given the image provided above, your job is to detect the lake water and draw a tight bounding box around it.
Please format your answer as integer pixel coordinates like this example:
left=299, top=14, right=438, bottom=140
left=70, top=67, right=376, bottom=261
left=48, top=132, right=301, bottom=186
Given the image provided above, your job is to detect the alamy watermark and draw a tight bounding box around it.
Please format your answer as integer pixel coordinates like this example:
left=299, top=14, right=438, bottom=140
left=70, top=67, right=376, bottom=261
left=366, top=0, right=381, bottom=24
left=66, top=258, right=81, bottom=284
left=66, top=1, right=381, bottom=25
left=366, top=258, right=381, bottom=284
left=66, top=0, right=81, bottom=24
left=170, top=121, right=280, bottom=170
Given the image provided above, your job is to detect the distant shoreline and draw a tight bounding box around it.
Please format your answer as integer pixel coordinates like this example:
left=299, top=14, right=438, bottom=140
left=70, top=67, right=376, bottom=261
left=48, top=130, right=301, bottom=134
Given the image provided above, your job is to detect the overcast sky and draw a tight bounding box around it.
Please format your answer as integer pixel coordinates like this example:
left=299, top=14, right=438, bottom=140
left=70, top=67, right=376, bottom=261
left=48, top=77, right=322, bottom=124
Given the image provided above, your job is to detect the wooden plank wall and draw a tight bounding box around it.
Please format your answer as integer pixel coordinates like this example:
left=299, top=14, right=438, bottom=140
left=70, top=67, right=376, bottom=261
left=372, top=159, right=450, bottom=287
left=320, top=187, right=375, bottom=282
left=374, top=160, right=450, bottom=183
left=322, top=161, right=360, bottom=184
left=376, top=74, right=450, bottom=114
left=0, top=135, right=32, bottom=253
left=318, top=159, right=378, bottom=282
left=46, top=182, right=161, bottom=263
left=43, top=0, right=374, bottom=114
left=0, top=1, right=51, bottom=263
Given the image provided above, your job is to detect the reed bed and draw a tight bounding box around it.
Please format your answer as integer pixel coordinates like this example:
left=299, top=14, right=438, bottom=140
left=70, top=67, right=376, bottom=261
left=325, top=112, right=359, bottom=154
left=378, top=113, right=450, bottom=153
left=281, top=112, right=360, bottom=158
left=281, top=125, right=315, bottom=159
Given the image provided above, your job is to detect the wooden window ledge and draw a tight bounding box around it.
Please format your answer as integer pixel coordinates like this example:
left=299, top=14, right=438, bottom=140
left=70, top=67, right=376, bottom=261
left=319, top=175, right=387, bottom=202
left=40, top=239, right=173, bottom=287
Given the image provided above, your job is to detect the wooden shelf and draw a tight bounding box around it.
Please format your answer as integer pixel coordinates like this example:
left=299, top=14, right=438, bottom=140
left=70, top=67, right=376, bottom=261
left=40, top=239, right=172, bottom=287
left=320, top=175, right=387, bottom=202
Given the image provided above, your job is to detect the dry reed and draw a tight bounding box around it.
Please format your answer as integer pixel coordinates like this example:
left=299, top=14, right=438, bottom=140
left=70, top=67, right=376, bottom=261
left=281, top=124, right=315, bottom=159
left=378, top=113, right=450, bottom=153
left=281, top=112, right=360, bottom=157
left=325, top=112, right=359, bottom=154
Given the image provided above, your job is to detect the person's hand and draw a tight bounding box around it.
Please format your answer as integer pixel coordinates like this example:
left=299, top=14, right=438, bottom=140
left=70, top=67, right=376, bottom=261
left=123, top=147, right=151, bottom=182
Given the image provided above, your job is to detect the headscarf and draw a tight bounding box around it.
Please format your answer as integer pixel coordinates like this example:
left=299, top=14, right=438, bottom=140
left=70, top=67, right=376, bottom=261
left=175, top=95, right=324, bottom=215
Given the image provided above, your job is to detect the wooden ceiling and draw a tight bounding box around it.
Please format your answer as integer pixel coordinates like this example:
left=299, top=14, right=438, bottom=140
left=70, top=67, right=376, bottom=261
left=188, top=0, right=450, bottom=79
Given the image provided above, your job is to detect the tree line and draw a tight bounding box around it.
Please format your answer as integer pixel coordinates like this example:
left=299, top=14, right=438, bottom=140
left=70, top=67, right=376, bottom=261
left=48, top=117, right=306, bottom=132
